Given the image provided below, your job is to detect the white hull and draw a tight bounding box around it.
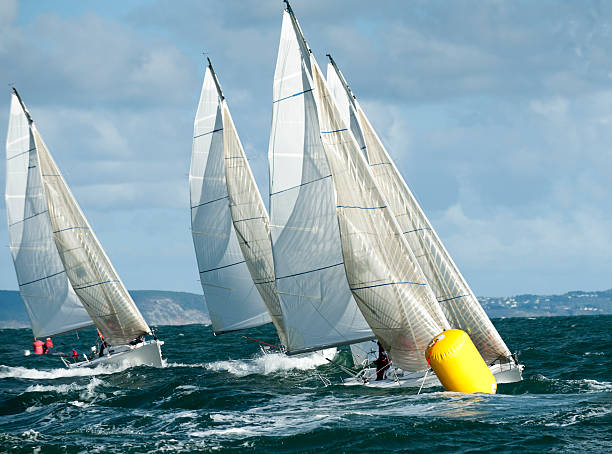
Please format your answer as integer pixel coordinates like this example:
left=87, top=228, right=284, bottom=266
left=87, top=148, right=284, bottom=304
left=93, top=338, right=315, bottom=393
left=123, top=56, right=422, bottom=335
left=64, top=340, right=164, bottom=369
left=342, top=361, right=524, bottom=389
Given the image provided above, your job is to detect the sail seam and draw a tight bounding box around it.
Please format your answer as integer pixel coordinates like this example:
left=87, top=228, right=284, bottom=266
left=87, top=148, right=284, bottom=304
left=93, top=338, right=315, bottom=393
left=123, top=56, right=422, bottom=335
left=72, top=280, right=119, bottom=291
left=321, top=128, right=348, bottom=134
left=270, top=174, right=332, bottom=196
left=276, top=262, right=344, bottom=280
left=199, top=260, right=246, bottom=274
left=191, top=195, right=229, bottom=209
left=351, top=281, right=427, bottom=291
left=19, top=269, right=66, bottom=287
left=193, top=128, right=223, bottom=139
left=273, top=88, right=313, bottom=104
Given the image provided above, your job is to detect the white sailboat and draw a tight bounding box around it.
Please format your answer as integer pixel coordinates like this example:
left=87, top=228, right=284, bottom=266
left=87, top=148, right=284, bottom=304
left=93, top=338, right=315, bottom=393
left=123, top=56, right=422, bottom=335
left=268, top=4, right=376, bottom=356
left=325, top=56, right=524, bottom=386
left=190, top=59, right=289, bottom=347
left=5, top=89, right=163, bottom=369
left=276, top=2, right=523, bottom=387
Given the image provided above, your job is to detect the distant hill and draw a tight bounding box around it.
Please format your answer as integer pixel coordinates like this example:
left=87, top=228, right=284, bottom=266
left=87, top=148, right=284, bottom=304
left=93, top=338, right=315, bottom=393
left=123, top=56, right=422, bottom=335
left=1, top=288, right=610, bottom=329
left=0, top=290, right=210, bottom=329
left=479, top=289, right=612, bottom=318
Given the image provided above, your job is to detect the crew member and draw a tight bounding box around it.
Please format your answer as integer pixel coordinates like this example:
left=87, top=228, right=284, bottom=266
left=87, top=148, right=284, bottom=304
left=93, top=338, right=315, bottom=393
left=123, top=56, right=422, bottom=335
left=373, top=341, right=390, bottom=381
left=72, top=349, right=79, bottom=360
left=44, top=337, right=53, bottom=352
left=32, top=339, right=44, bottom=355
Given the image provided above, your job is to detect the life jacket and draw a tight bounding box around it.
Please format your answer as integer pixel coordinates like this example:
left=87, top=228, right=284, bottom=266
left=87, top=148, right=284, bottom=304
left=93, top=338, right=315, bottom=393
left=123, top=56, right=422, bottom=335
left=72, top=349, right=78, bottom=358
left=33, top=340, right=44, bottom=355
left=45, top=338, right=53, bottom=349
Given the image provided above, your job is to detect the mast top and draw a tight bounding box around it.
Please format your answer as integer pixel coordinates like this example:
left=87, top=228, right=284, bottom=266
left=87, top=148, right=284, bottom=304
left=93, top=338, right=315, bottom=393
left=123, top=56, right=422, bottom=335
left=11, top=87, right=33, bottom=124
left=206, top=56, right=225, bottom=101
left=326, top=54, right=357, bottom=103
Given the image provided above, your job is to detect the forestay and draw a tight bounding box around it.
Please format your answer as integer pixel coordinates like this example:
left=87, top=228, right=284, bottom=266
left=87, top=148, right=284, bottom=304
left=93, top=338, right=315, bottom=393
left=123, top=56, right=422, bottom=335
left=268, top=10, right=374, bottom=354
left=35, top=126, right=150, bottom=346
left=190, top=66, right=271, bottom=334
left=5, top=92, right=92, bottom=338
left=310, top=57, right=450, bottom=372
left=326, top=59, right=511, bottom=364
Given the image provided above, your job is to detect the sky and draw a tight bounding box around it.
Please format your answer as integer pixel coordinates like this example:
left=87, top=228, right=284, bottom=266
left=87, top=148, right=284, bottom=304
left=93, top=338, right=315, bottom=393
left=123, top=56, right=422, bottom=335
left=0, top=0, right=610, bottom=297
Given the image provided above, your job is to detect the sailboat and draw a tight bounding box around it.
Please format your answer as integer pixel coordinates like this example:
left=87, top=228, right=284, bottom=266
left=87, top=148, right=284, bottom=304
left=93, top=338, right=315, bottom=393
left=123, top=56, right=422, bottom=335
left=189, top=58, right=289, bottom=345
left=5, top=89, right=164, bottom=369
left=273, top=2, right=523, bottom=387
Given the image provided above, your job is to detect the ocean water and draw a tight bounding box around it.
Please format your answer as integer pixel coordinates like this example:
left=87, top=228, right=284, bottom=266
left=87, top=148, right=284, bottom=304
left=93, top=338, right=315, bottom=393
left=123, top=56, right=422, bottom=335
left=0, top=316, right=610, bottom=453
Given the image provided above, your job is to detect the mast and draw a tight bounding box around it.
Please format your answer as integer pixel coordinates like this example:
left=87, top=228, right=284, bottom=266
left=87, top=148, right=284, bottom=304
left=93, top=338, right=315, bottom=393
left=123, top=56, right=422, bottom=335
left=206, top=57, right=225, bottom=101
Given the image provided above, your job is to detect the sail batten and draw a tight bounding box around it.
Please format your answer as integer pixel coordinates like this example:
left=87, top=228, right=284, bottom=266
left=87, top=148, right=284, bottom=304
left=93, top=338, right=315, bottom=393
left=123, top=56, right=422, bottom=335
left=5, top=92, right=93, bottom=338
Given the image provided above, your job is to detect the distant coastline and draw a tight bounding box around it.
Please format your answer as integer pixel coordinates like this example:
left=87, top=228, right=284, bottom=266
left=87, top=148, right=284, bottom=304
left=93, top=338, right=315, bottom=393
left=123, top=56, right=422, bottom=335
left=0, top=288, right=610, bottom=329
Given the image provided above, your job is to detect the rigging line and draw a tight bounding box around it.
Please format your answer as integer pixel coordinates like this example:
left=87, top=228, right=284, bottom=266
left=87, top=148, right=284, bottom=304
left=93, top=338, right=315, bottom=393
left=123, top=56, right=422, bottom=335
left=272, top=88, right=313, bottom=104
left=193, top=128, right=223, bottom=139
left=242, top=336, right=284, bottom=351
left=199, top=260, right=246, bottom=274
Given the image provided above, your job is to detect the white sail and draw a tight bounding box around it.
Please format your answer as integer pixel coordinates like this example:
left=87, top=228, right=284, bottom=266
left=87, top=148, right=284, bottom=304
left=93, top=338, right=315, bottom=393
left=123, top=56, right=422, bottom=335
left=221, top=99, right=288, bottom=346
left=326, top=59, right=511, bottom=364
left=268, top=10, right=374, bottom=354
left=34, top=125, right=150, bottom=346
left=310, top=57, right=449, bottom=371
left=5, top=92, right=92, bottom=338
left=190, top=66, right=272, bottom=334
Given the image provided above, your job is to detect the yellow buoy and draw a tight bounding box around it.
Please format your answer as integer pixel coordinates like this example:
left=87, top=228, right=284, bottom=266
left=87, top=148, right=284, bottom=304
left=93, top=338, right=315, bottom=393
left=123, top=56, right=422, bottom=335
left=425, top=329, right=497, bottom=394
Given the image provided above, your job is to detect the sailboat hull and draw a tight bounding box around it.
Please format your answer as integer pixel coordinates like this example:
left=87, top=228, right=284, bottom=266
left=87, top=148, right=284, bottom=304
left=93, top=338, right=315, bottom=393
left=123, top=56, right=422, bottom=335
left=342, top=362, right=524, bottom=389
left=65, top=340, right=164, bottom=369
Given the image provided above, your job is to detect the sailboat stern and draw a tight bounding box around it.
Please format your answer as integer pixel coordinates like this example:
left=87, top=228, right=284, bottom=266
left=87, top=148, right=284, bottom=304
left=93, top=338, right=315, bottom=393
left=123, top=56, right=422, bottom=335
left=426, top=330, right=497, bottom=394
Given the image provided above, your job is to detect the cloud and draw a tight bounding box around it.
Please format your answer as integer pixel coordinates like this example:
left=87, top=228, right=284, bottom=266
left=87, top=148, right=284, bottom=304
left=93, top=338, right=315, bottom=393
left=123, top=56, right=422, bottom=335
left=0, top=0, right=611, bottom=296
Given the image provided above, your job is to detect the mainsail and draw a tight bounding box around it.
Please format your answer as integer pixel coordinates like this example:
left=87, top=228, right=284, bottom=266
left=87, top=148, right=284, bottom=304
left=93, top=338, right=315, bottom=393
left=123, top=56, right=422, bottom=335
left=5, top=91, right=92, bottom=338
left=326, top=57, right=511, bottom=364
left=190, top=63, right=272, bottom=334
left=268, top=8, right=374, bottom=354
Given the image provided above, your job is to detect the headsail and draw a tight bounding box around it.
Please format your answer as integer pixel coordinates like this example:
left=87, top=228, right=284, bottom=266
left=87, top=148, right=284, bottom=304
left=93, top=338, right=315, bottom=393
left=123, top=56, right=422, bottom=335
left=310, top=56, right=449, bottom=371
left=190, top=64, right=272, bottom=334
left=268, top=8, right=374, bottom=354
left=30, top=115, right=150, bottom=346
left=5, top=91, right=93, bottom=338
left=326, top=57, right=511, bottom=363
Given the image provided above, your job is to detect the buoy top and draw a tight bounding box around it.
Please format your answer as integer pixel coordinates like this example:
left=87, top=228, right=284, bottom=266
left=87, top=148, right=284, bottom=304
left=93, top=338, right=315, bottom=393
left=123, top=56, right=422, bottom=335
left=426, top=329, right=469, bottom=362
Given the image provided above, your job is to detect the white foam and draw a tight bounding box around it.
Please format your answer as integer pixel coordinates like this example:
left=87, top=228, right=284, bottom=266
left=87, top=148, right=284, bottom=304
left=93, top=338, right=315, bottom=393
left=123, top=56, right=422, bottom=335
left=204, top=348, right=337, bottom=377
left=0, top=362, right=129, bottom=380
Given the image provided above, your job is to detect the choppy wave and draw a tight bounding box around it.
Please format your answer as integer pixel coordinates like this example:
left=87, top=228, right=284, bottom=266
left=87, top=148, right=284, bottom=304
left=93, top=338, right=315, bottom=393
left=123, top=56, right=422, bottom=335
left=0, top=316, right=610, bottom=453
